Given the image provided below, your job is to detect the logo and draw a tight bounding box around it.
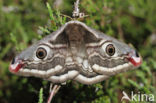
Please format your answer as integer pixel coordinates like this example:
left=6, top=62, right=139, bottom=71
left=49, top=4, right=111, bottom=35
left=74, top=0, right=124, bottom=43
left=121, top=91, right=155, bottom=102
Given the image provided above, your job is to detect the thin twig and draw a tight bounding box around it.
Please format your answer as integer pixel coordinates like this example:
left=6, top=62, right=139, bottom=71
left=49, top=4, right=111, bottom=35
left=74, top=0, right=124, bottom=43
left=47, top=85, right=61, bottom=103
left=60, top=14, right=73, bottom=20
left=73, top=0, right=80, bottom=17
left=72, top=0, right=87, bottom=19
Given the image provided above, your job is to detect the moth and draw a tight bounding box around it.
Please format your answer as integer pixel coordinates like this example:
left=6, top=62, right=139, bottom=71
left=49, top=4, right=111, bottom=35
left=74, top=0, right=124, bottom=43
left=9, top=20, right=142, bottom=85
left=9, top=0, right=142, bottom=102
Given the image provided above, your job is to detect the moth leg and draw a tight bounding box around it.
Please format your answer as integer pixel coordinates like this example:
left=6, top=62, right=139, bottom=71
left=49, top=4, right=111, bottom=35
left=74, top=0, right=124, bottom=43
left=47, top=84, right=61, bottom=103
left=74, top=74, right=108, bottom=85
left=92, top=63, right=133, bottom=75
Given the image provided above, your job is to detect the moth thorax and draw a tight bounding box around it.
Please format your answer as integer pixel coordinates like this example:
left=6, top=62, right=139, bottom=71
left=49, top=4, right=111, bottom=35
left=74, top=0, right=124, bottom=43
left=69, top=41, right=84, bottom=55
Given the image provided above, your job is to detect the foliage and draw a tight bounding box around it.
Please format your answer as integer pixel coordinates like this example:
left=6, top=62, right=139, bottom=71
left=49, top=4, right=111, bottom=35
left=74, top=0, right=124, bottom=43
left=38, top=88, right=43, bottom=103
left=0, top=0, right=156, bottom=103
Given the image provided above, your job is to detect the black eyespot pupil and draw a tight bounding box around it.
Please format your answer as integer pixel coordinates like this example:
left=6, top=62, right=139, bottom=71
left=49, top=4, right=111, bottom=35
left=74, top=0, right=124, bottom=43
left=108, top=48, right=113, bottom=54
left=38, top=51, right=44, bottom=57
left=106, top=44, right=115, bottom=56
left=36, top=48, right=47, bottom=59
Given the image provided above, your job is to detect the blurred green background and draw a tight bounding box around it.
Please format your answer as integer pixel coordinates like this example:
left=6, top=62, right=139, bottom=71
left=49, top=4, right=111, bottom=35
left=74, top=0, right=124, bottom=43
left=0, top=0, right=156, bottom=103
